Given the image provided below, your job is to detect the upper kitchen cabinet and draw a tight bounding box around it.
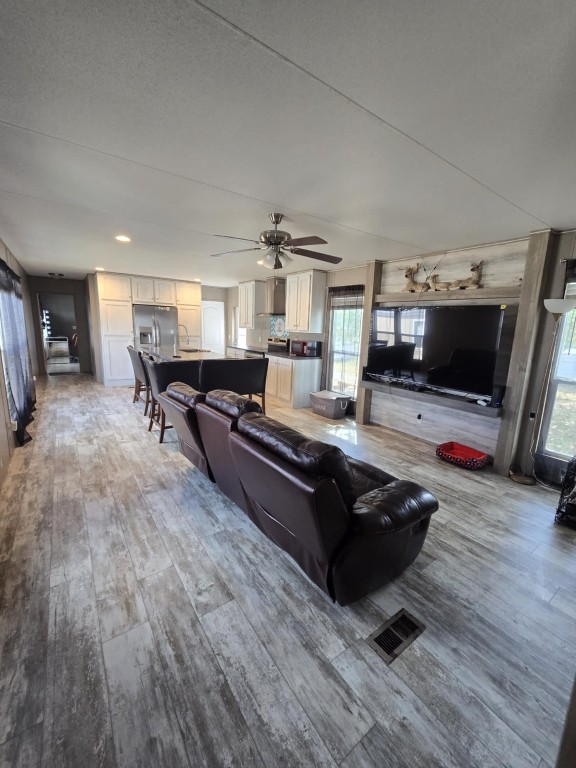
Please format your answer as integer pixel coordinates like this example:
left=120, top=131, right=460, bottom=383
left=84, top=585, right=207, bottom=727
left=154, top=279, right=176, bottom=305
left=131, top=277, right=155, bottom=303
left=98, top=273, right=132, bottom=301
left=175, top=281, right=201, bottom=306
left=286, top=270, right=327, bottom=333
left=239, top=280, right=265, bottom=329
left=131, top=277, right=176, bottom=305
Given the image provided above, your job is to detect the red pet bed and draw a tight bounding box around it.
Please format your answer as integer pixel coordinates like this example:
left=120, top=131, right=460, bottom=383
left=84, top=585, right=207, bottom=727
left=436, top=441, right=489, bottom=470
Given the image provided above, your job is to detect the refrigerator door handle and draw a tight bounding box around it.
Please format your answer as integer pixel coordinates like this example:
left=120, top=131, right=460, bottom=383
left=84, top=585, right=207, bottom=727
left=155, top=318, right=162, bottom=348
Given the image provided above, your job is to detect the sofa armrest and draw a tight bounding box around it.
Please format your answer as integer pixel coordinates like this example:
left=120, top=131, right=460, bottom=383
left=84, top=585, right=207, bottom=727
left=352, top=480, right=438, bottom=534
left=346, top=456, right=397, bottom=498
left=166, top=382, right=205, bottom=408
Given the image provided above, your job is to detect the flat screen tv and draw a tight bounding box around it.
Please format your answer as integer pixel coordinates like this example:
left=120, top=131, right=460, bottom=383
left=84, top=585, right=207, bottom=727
left=366, top=304, right=518, bottom=406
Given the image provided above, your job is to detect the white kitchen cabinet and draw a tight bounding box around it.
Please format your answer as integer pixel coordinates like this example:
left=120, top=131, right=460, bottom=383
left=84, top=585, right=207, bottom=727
left=130, top=277, right=176, bottom=305
left=100, top=300, right=134, bottom=336
left=285, top=270, right=326, bottom=333
left=277, top=358, right=294, bottom=400
left=266, top=356, right=279, bottom=393
left=265, top=355, right=293, bottom=402
left=266, top=355, right=321, bottom=408
left=131, top=277, right=155, bottom=303
left=239, top=280, right=265, bottom=329
left=102, top=336, right=135, bottom=383
left=176, top=282, right=201, bottom=305
left=177, top=305, right=201, bottom=339
left=98, top=273, right=132, bottom=301
left=154, top=280, right=176, bottom=305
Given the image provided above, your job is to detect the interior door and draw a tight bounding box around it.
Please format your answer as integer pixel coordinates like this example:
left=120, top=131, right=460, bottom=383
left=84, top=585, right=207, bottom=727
left=202, top=301, right=225, bottom=353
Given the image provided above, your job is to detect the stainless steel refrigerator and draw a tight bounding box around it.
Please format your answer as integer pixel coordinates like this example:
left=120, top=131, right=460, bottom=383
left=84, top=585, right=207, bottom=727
left=133, top=304, right=178, bottom=352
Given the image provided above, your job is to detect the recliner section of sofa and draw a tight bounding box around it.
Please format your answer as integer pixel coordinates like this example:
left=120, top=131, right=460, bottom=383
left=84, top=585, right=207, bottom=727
left=159, top=385, right=439, bottom=605
left=157, top=383, right=212, bottom=480
left=195, top=390, right=263, bottom=516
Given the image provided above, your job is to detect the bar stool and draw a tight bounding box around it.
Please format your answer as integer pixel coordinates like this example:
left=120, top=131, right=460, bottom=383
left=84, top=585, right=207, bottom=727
left=127, top=346, right=151, bottom=416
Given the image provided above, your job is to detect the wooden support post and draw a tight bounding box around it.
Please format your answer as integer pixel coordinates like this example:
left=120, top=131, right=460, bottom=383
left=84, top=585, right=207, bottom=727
left=356, top=261, right=383, bottom=425
left=493, top=229, right=558, bottom=475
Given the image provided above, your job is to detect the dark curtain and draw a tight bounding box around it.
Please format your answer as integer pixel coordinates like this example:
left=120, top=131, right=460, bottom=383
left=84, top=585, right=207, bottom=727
left=0, top=258, right=36, bottom=445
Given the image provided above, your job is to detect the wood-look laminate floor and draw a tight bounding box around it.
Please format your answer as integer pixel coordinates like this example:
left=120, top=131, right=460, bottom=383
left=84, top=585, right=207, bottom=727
left=1, top=374, right=574, bottom=768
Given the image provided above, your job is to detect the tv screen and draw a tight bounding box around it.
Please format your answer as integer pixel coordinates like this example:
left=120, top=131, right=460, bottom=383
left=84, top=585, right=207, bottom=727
left=367, top=304, right=518, bottom=403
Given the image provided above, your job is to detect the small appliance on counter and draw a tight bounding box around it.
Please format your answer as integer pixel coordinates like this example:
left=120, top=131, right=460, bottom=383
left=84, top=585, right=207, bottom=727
left=290, top=339, right=323, bottom=357
left=267, top=337, right=289, bottom=354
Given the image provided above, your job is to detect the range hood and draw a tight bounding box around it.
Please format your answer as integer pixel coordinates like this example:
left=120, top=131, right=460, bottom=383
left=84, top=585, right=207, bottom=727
left=258, top=277, right=286, bottom=316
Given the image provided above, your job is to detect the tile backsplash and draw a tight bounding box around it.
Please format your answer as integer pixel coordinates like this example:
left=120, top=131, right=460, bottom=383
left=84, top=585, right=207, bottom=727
left=270, top=315, right=288, bottom=339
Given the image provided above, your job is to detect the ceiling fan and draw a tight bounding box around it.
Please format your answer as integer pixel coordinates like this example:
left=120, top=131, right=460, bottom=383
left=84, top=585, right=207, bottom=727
left=210, top=213, right=341, bottom=269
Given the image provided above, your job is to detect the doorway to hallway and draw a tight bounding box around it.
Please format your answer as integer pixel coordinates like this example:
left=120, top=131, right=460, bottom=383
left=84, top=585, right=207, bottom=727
left=38, top=292, right=80, bottom=375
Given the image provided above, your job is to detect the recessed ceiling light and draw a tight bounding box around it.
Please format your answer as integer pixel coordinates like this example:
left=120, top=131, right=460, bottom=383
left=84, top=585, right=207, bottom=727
left=257, top=260, right=264, bottom=265
left=115, top=234, right=131, bottom=243
left=95, top=267, right=105, bottom=272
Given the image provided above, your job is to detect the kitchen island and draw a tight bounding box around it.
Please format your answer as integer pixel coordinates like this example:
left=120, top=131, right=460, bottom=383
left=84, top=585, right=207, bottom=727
left=147, top=346, right=320, bottom=410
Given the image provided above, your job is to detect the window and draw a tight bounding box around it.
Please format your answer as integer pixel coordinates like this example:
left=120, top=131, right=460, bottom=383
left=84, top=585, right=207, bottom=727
left=373, top=307, right=426, bottom=360
left=326, top=286, right=364, bottom=399
left=539, top=286, right=576, bottom=458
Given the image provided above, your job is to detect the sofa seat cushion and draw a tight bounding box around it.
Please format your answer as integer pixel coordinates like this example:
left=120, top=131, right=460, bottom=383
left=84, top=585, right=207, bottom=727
left=166, top=382, right=206, bottom=408
left=238, top=412, right=356, bottom=508
left=205, top=390, right=262, bottom=419
left=352, top=480, right=439, bottom=534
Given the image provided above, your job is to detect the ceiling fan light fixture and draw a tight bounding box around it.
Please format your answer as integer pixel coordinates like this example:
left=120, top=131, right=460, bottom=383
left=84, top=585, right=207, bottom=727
left=262, top=248, right=277, bottom=269
left=278, top=252, right=293, bottom=267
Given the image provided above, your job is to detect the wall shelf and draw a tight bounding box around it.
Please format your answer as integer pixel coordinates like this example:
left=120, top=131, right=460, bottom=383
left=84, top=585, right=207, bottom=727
left=375, top=286, right=521, bottom=305
left=360, top=379, right=502, bottom=418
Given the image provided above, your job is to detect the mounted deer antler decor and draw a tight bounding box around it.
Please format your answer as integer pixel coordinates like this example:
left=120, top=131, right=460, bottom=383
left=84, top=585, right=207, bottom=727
left=404, top=264, right=430, bottom=293
left=449, top=261, right=484, bottom=290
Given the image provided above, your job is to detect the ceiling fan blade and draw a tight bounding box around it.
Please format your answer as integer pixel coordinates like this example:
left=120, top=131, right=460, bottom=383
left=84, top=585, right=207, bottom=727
left=289, top=236, right=328, bottom=247
left=214, top=234, right=261, bottom=244
left=210, top=247, right=263, bottom=257
left=289, top=247, right=342, bottom=264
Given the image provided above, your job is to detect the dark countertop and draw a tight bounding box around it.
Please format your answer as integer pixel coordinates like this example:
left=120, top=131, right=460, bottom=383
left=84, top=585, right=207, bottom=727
left=148, top=347, right=226, bottom=362
left=226, top=344, right=322, bottom=361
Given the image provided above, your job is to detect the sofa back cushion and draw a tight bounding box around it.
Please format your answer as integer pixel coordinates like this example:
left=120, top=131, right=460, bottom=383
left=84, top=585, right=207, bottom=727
left=237, top=412, right=356, bottom=508
left=205, top=389, right=262, bottom=419
left=143, top=358, right=202, bottom=399
left=200, top=358, right=268, bottom=397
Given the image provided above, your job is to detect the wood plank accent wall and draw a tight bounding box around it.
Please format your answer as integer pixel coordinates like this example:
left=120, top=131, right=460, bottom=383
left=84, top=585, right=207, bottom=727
left=370, top=390, right=501, bottom=456
left=379, top=238, right=529, bottom=294
left=360, top=237, right=534, bottom=465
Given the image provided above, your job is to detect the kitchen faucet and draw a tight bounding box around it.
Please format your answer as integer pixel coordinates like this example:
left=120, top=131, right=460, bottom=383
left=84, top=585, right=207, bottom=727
left=178, top=324, right=190, bottom=344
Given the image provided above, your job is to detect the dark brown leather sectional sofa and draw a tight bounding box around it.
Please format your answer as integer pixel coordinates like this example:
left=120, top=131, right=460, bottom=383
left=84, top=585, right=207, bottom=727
left=158, top=384, right=438, bottom=605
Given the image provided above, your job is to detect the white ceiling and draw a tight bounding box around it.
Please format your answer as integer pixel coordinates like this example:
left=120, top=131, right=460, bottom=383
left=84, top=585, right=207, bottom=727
left=1, top=0, right=575, bottom=286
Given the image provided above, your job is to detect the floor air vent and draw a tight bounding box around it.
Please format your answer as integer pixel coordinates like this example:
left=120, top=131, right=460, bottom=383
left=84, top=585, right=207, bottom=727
left=366, top=609, right=425, bottom=664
